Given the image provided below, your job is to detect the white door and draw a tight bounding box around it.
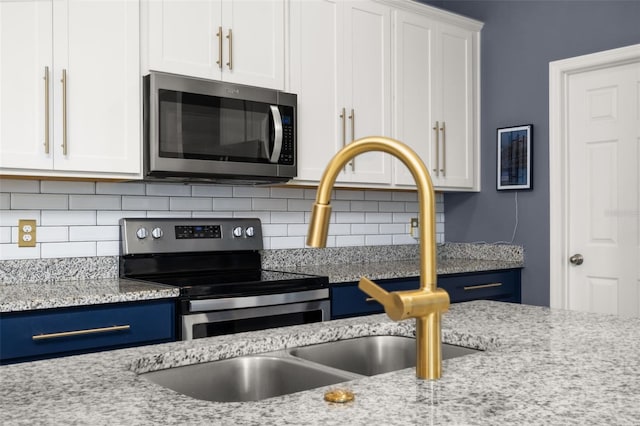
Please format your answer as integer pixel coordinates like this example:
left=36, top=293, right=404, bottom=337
left=0, top=0, right=53, bottom=171
left=566, top=61, right=640, bottom=317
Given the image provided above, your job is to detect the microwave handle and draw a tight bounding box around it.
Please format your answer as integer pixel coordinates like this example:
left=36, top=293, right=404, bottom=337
left=269, top=105, right=283, bottom=163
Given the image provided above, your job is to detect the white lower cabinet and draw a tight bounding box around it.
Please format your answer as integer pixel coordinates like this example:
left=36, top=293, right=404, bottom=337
left=290, top=0, right=482, bottom=191
left=0, top=0, right=141, bottom=179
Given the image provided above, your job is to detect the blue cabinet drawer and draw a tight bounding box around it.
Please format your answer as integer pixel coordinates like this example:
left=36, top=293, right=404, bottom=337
left=331, top=279, right=418, bottom=319
left=439, top=269, right=521, bottom=304
left=0, top=300, right=175, bottom=364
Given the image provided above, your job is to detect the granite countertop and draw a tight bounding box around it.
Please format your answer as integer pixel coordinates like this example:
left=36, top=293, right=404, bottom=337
left=0, top=279, right=179, bottom=313
left=1, top=300, right=639, bottom=425
left=282, top=257, right=523, bottom=283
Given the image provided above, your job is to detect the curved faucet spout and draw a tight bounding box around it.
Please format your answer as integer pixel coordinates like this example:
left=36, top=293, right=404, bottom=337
left=306, top=136, right=450, bottom=380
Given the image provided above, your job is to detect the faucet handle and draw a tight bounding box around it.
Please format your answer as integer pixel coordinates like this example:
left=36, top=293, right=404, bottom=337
left=358, top=277, right=406, bottom=321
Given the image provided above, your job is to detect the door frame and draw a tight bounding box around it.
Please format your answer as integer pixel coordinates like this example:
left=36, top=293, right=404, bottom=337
left=549, top=44, right=640, bottom=309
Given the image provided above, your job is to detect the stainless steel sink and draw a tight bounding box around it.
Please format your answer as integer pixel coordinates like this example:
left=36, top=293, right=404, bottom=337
left=288, top=335, right=479, bottom=376
left=141, top=355, right=357, bottom=402
left=140, top=336, right=480, bottom=402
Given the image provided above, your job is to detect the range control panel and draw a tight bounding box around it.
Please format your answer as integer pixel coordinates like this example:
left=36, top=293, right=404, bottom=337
left=120, top=218, right=263, bottom=255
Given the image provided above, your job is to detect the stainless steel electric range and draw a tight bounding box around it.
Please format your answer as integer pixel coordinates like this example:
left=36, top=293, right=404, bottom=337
left=119, top=218, right=330, bottom=340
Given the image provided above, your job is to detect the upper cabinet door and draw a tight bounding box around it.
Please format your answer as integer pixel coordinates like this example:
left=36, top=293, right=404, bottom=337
left=392, top=10, right=435, bottom=187
left=146, top=0, right=285, bottom=89
left=0, top=0, right=53, bottom=171
left=342, top=0, right=392, bottom=185
left=432, top=22, right=477, bottom=190
left=147, top=0, right=222, bottom=80
left=221, top=0, right=284, bottom=89
left=0, top=0, right=141, bottom=179
left=52, top=0, right=141, bottom=175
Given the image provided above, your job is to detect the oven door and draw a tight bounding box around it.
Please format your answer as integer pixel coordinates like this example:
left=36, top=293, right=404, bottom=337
left=181, top=299, right=330, bottom=340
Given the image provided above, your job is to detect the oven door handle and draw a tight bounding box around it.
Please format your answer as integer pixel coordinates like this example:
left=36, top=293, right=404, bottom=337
left=189, top=289, right=329, bottom=312
left=268, top=105, right=283, bottom=163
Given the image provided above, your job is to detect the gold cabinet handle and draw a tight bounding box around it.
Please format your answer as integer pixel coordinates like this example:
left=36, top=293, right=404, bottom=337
left=226, top=28, right=233, bottom=70
left=216, top=26, right=223, bottom=69
left=348, top=108, right=355, bottom=171
left=60, top=69, right=68, bottom=156
left=440, top=121, right=446, bottom=175
left=340, top=108, right=347, bottom=172
left=432, top=121, right=439, bottom=176
left=32, top=324, right=131, bottom=341
left=43, top=66, right=50, bottom=154
left=463, top=282, right=502, bottom=291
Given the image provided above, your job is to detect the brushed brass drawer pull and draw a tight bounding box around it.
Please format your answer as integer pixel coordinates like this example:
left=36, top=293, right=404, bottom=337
left=32, top=325, right=131, bottom=341
left=463, top=282, right=502, bottom=291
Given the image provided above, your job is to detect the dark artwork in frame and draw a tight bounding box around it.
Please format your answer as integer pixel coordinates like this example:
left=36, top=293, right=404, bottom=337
left=497, top=124, right=532, bottom=191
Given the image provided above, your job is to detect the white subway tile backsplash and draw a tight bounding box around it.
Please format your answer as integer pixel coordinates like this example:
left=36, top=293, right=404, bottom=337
left=0, top=210, right=40, bottom=226
left=122, top=196, right=170, bottom=211
left=12, top=193, right=68, bottom=210
left=34, top=226, right=68, bottom=243
left=270, top=187, right=304, bottom=199
left=96, top=182, right=145, bottom=195
left=0, top=244, right=40, bottom=260
left=252, top=198, right=287, bottom=211
left=191, top=185, right=233, bottom=197
left=69, top=195, right=121, bottom=210
left=41, top=242, right=96, bottom=258
left=233, top=186, right=270, bottom=198
left=212, top=197, right=251, bottom=211
left=170, top=197, right=212, bottom=211
left=0, top=180, right=444, bottom=260
left=350, top=200, right=379, bottom=212
left=97, top=211, right=145, bottom=225
left=351, top=223, right=379, bottom=235
left=42, top=210, right=95, bottom=226
left=146, top=183, right=191, bottom=197
left=41, top=181, right=95, bottom=194
left=335, top=212, right=365, bottom=223
left=0, top=179, right=39, bottom=193
left=97, top=241, right=119, bottom=256
left=0, top=193, right=9, bottom=209
left=271, top=211, right=304, bottom=224
left=378, top=201, right=405, bottom=213
left=69, top=226, right=119, bottom=242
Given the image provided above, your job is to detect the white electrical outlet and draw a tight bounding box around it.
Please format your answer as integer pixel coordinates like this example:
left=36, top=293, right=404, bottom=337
left=410, top=217, right=419, bottom=239
left=18, top=219, right=37, bottom=247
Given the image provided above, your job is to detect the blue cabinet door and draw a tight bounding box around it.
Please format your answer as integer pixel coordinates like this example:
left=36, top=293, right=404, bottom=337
left=0, top=300, right=175, bottom=364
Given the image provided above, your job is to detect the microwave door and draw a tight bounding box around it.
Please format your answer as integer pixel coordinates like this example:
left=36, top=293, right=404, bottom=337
left=268, top=106, right=283, bottom=163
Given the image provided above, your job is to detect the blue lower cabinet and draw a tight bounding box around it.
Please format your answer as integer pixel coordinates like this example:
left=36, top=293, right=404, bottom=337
left=330, top=269, right=521, bottom=319
left=0, top=299, right=176, bottom=364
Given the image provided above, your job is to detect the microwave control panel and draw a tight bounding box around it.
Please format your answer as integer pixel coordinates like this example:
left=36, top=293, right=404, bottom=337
left=279, top=106, right=295, bottom=165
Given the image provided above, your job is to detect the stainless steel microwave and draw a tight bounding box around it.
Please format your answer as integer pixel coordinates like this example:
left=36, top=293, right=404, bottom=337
left=143, top=72, right=297, bottom=184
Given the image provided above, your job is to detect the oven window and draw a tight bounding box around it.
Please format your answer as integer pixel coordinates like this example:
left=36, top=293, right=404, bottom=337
left=192, top=311, right=323, bottom=339
left=158, top=89, right=274, bottom=163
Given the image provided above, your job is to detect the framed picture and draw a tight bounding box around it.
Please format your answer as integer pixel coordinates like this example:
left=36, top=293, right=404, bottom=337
left=497, top=124, right=533, bottom=190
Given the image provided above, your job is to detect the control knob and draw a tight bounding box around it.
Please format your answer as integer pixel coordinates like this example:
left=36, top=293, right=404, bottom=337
left=233, top=226, right=244, bottom=238
left=245, top=226, right=255, bottom=237
left=151, top=227, right=164, bottom=239
left=136, top=227, right=148, bottom=240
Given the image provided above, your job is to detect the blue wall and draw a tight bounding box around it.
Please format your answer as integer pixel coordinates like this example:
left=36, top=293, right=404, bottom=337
left=423, top=0, right=640, bottom=306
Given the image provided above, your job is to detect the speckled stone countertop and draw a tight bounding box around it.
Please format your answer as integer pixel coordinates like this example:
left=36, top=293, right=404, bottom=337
left=1, top=301, right=638, bottom=425
left=281, top=258, right=523, bottom=284
left=0, top=279, right=179, bottom=313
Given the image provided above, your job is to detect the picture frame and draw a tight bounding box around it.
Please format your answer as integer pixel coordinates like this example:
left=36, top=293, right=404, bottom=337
left=497, top=124, right=533, bottom=191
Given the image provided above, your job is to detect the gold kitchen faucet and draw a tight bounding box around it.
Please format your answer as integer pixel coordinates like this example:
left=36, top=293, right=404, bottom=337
left=306, top=136, right=450, bottom=380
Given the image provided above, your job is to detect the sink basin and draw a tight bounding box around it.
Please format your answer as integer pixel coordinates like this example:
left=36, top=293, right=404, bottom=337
left=288, top=335, right=479, bottom=376
left=141, top=355, right=356, bottom=402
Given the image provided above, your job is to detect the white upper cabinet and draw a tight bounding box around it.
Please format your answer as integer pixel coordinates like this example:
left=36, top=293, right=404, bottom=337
left=290, top=0, right=392, bottom=186
left=0, top=0, right=141, bottom=179
left=291, top=0, right=481, bottom=190
left=393, top=8, right=480, bottom=191
left=145, top=0, right=285, bottom=90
